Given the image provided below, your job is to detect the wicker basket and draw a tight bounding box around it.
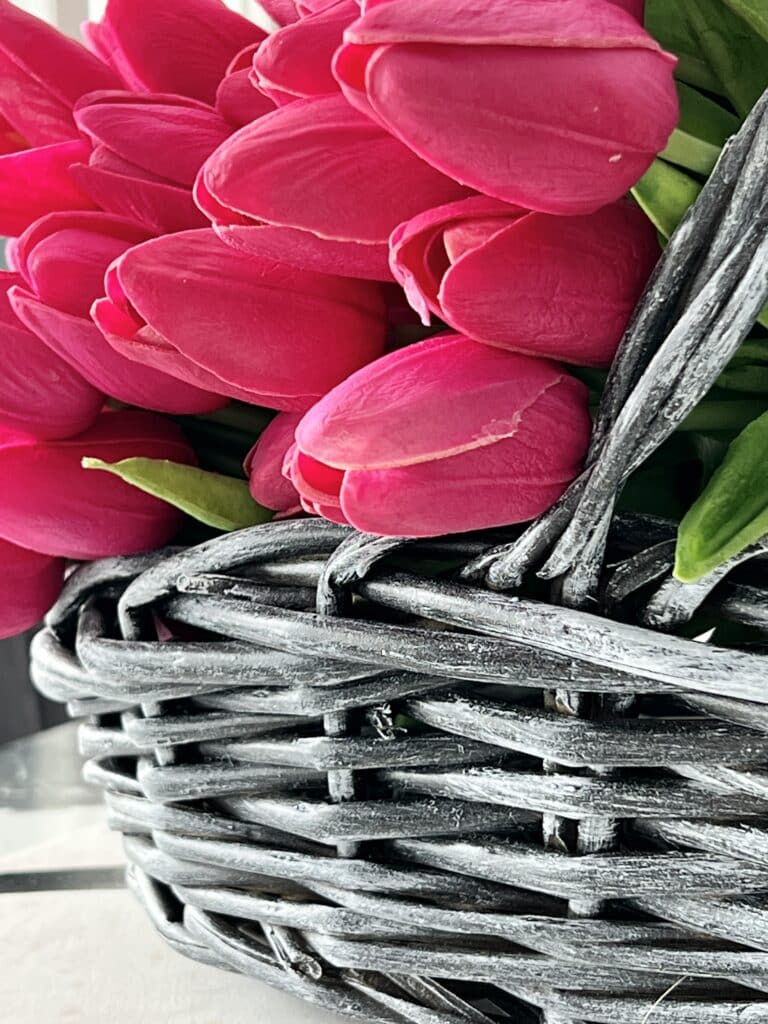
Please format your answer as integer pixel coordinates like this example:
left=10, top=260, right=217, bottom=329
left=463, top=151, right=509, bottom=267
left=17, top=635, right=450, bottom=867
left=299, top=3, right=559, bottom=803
left=31, top=96, right=768, bottom=1023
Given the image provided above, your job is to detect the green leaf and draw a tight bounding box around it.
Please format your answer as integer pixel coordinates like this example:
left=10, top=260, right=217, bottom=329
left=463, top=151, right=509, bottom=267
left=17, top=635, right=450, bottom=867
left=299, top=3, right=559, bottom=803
left=661, top=82, right=739, bottom=175
left=675, top=409, right=768, bottom=581
left=722, top=0, right=768, bottom=43
left=679, top=0, right=768, bottom=116
left=82, top=457, right=273, bottom=532
left=645, top=0, right=725, bottom=93
left=631, top=158, right=702, bottom=240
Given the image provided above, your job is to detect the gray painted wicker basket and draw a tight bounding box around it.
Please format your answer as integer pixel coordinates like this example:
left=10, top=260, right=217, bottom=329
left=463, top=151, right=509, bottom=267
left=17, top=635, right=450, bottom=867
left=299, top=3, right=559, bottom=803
left=30, top=95, right=768, bottom=1023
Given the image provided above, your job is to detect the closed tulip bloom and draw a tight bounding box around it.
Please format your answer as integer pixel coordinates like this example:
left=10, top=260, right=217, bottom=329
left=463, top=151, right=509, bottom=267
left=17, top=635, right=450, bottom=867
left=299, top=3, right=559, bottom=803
left=390, top=196, right=659, bottom=367
left=92, top=228, right=387, bottom=411
left=0, top=2, right=117, bottom=236
left=0, top=271, right=103, bottom=439
left=0, top=539, right=64, bottom=640
left=245, top=412, right=302, bottom=514
left=288, top=333, right=591, bottom=537
left=0, top=411, right=195, bottom=559
left=253, top=0, right=359, bottom=105
left=335, top=0, right=678, bottom=215
left=83, top=0, right=263, bottom=105
left=9, top=212, right=225, bottom=414
left=216, top=45, right=277, bottom=128
left=72, top=91, right=233, bottom=235
left=198, top=94, right=470, bottom=279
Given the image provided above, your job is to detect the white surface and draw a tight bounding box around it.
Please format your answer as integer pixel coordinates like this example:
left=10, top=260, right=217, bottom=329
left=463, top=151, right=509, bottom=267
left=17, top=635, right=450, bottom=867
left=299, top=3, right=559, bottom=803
left=0, top=823, right=349, bottom=1024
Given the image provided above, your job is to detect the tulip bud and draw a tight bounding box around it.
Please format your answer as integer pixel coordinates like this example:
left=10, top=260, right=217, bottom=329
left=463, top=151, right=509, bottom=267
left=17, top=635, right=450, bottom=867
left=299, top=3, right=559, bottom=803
left=0, top=271, right=103, bottom=441
left=390, top=196, right=660, bottom=367
left=253, top=0, right=359, bottom=105
left=0, top=538, right=64, bottom=640
left=92, top=228, right=387, bottom=410
left=9, top=212, right=225, bottom=415
left=335, top=0, right=678, bottom=215
left=83, top=0, right=263, bottom=105
left=198, top=93, right=470, bottom=280
left=245, top=413, right=302, bottom=514
left=0, top=411, right=196, bottom=559
left=216, top=45, right=277, bottom=128
left=71, top=91, right=233, bottom=235
left=288, top=332, right=591, bottom=536
left=0, top=0, right=117, bottom=147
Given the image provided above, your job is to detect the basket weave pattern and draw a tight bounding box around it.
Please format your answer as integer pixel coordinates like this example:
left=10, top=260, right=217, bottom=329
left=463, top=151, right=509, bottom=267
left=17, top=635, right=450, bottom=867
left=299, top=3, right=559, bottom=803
left=31, top=515, right=768, bottom=1024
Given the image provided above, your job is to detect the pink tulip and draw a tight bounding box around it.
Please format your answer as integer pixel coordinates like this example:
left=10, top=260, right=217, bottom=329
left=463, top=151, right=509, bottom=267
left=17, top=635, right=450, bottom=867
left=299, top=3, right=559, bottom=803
left=0, top=271, right=103, bottom=440
left=0, top=0, right=117, bottom=146
left=92, top=228, right=387, bottom=411
left=0, top=2, right=118, bottom=236
left=0, top=139, right=98, bottom=238
left=611, top=0, right=645, bottom=20
left=198, top=94, right=470, bottom=279
left=71, top=91, right=233, bottom=234
left=0, top=411, right=195, bottom=559
left=83, top=0, right=263, bottom=105
left=288, top=333, right=591, bottom=537
left=253, top=0, right=359, bottom=104
left=0, top=539, right=64, bottom=640
left=390, top=196, right=659, bottom=367
left=9, top=212, right=225, bottom=414
left=245, top=413, right=302, bottom=514
left=334, top=0, right=678, bottom=215
left=216, top=45, right=277, bottom=128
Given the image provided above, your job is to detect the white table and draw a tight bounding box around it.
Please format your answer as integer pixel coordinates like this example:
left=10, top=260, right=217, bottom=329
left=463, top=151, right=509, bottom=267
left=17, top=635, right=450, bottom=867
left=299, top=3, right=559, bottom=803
left=0, top=724, right=347, bottom=1023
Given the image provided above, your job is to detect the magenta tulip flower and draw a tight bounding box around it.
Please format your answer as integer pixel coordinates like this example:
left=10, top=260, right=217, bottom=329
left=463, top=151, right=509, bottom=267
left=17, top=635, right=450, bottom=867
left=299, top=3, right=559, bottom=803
left=92, top=228, right=387, bottom=411
left=9, top=212, right=225, bottom=415
left=253, top=0, right=359, bottom=105
left=0, top=271, right=103, bottom=440
left=334, top=0, right=678, bottom=215
left=390, top=196, right=660, bottom=367
left=198, top=94, right=470, bottom=280
left=0, top=1, right=118, bottom=236
left=260, top=0, right=302, bottom=24
left=287, top=333, right=591, bottom=536
left=216, top=45, right=277, bottom=128
left=0, top=539, right=64, bottom=640
left=0, top=411, right=195, bottom=560
left=71, top=91, right=233, bottom=235
left=245, top=413, right=302, bottom=515
left=83, top=0, right=263, bottom=105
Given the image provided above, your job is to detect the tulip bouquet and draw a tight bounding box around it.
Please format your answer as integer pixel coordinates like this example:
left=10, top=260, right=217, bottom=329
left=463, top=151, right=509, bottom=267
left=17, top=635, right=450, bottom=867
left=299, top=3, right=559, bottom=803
left=0, top=0, right=766, bottom=641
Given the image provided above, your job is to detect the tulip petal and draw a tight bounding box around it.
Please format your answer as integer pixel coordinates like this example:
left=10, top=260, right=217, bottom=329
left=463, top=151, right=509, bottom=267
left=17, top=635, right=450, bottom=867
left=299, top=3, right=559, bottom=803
left=16, top=210, right=151, bottom=311
left=389, top=196, right=524, bottom=324
left=111, top=229, right=387, bottom=404
left=0, top=273, right=103, bottom=439
left=340, top=442, right=576, bottom=537
left=245, top=412, right=302, bottom=512
left=297, top=333, right=583, bottom=470
left=201, top=94, right=470, bottom=244
left=357, top=42, right=678, bottom=214
left=0, top=0, right=117, bottom=146
left=253, top=0, right=358, bottom=102
left=10, top=288, right=225, bottom=415
left=0, top=140, right=97, bottom=236
left=217, top=45, right=276, bottom=127
left=0, top=410, right=195, bottom=559
left=259, top=0, right=302, bottom=25
left=216, top=224, right=392, bottom=280
left=70, top=161, right=208, bottom=234
left=75, top=91, right=232, bottom=187
left=345, top=0, right=657, bottom=48
left=439, top=201, right=660, bottom=366
left=0, top=538, right=64, bottom=639
left=83, top=0, right=262, bottom=104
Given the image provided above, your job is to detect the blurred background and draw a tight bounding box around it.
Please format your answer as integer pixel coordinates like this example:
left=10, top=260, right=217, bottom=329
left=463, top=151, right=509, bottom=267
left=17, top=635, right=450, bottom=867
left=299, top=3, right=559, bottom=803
left=1, top=0, right=270, bottom=742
